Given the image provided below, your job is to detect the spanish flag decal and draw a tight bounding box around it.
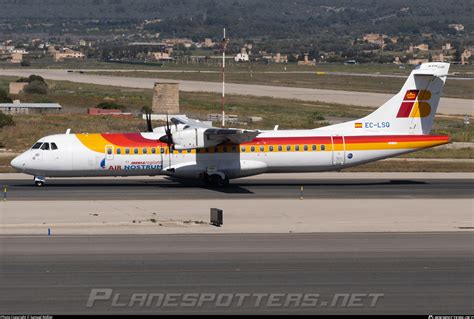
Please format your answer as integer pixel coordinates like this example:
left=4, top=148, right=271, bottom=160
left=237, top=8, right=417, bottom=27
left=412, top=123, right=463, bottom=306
left=355, top=123, right=363, bottom=128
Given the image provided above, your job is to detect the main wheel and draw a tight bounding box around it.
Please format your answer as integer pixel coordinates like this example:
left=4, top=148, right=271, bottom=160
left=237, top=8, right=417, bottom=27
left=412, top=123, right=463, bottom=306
left=35, top=180, right=44, bottom=187
left=209, top=174, right=226, bottom=188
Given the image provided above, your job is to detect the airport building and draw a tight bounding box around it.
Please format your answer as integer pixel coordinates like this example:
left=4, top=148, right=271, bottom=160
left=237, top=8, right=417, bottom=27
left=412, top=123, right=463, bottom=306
left=0, top=103, right=62, bottom=115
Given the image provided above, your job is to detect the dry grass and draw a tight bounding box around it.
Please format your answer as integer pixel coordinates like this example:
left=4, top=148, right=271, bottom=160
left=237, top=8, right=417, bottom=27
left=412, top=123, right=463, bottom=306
left=399, top=147, right=474, bottom=159
left=0, top=114, right=149, bottom=152
left=86, top=70, right=474, bottom=99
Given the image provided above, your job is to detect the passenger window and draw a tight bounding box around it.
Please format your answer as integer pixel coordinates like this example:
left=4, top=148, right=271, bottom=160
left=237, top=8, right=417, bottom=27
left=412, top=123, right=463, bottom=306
left=269, top=146, right=274, bottom=152
left=134, top=148, right=138, bottom=154
left=143, top=148, right=147, bottom=154
left=241, top=146, right=246, bottom=152
left=51, top=143, right=58, bottom=150
left=106, top=148, right=112, bottom=155
left=312, top=145, right=317, bottom=151
left=303, top=145, right=308, bottom=151
left=125, top=148, right=130, bottom=154
left=260, top=146, right=264, bottom=152
left=321, top=145, right=326, bottom=151
left=32, top=142, right=43, bottom=149
left=286, top=145, right=291, bottom=151
left=160, top=148, right=165, bottom=154
left=151, top=148, right=156, bottom=154
left=251, top=146, right=255, bottom=152
left=41, top=143, right=50, bottom=150
left=117, top=148, right=122, bottom=155
left=295, top=145, right=300, bottom=151
left=278, top=145, right=282, bottom=152
left=232, top=146, right=237, bottom=152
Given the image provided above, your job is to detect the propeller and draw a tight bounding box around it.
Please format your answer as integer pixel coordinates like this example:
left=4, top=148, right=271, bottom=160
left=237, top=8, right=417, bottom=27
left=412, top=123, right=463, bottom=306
left=159, top=112, right=174, bottom=167
left=145, top=111, right=153, bottom=132
left=142, top=106, right=153, bottom=133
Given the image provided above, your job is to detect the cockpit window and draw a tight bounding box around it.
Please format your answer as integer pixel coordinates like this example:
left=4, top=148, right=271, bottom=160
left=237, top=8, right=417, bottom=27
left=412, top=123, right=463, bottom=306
left=51, top=143, right=58, bottom=150
left=40, top=143, right=50, bottom=150
left=32, top=142, right=43, bottom=149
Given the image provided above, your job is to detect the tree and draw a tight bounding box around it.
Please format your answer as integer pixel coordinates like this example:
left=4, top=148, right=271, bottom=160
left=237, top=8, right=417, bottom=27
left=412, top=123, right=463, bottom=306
left=28, top=75, right=46, bottom=83
left=0, top=88, right=13, bottom=103
left=24, top=80, right=48, bottom=95
left=454, top=49, right=462, bottom=62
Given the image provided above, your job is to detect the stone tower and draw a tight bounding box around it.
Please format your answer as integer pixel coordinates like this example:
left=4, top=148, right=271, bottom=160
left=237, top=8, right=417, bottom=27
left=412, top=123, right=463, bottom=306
left=152, top=82, right=180, bottom=114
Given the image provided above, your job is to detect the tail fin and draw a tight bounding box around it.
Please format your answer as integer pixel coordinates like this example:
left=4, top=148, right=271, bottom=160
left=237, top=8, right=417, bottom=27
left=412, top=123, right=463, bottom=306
left=326, top=62, right=450, bottom=135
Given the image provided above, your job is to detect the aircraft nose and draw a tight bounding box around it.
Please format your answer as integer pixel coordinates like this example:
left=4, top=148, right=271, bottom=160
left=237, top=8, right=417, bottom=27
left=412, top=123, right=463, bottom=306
left=10, top=154, right=25, bottom=171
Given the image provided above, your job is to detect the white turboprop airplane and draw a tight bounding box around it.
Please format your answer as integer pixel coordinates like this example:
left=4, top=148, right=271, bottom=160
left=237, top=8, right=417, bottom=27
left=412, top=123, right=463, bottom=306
left=11, top=62, right=451, bottom=187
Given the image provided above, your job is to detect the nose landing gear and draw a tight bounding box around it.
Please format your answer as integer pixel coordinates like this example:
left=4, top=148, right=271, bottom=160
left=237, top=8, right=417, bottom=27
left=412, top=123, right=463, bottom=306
left=34, top=176, right=46, bottom=187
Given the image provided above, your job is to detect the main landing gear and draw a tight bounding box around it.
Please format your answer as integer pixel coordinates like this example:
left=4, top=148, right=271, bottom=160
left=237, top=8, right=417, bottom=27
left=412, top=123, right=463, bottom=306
left=34, top=176, right=46, bottom=187
left=202, top=173, right=230, bottom=188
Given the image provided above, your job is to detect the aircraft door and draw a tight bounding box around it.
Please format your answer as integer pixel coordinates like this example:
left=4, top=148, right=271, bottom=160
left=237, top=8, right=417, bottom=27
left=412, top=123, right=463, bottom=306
left=331, top=135, right=345, bottom=166
left=159, top=146, right=164, bottom=170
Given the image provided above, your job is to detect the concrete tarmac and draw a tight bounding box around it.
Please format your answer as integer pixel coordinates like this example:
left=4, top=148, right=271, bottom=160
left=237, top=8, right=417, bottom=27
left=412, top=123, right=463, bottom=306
left=2, top=176, right=472, bottom=200
left=0, top=233, right=472, bottom=314
left=0, top=69, right=472, bottom=115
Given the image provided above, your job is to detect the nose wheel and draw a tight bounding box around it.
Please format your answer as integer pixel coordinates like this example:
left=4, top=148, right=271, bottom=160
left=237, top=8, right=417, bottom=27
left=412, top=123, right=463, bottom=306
left=34, top=176, right=46, bottom=187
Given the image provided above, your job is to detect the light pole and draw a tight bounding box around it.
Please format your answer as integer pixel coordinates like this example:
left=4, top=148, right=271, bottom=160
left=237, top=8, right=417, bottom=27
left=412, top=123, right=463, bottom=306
left=221, top=28, right=229, bottom=127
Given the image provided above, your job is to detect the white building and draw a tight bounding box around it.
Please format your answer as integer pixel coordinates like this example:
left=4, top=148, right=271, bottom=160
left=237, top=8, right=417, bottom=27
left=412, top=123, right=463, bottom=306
left=234, top=53, right=249, bottom=62
left=0, top=103, right=62, bottom=115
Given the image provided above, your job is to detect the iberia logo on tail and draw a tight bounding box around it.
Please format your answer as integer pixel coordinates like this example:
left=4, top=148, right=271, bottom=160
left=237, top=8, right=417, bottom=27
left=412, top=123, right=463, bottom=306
left=397, top=90, right=432, bottom=118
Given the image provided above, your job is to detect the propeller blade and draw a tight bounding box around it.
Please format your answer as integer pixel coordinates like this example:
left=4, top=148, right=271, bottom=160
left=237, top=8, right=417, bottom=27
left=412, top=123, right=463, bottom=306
left=146, top=112, right=153, bottom=132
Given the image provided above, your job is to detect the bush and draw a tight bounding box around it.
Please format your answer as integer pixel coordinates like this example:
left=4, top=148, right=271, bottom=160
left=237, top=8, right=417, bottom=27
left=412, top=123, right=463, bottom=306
left=16, top=77, right=29, bottom=83
left=24, top=80, right=48, bottom=95
left=0, top=112, right=15, bottom=129
left=97, top=101, right=126, bottom=111
left=28, top=74, right=46, bottom=83
left=0, top=88, right=13, bottom=103
left=16, top=74, right=46, bottom=84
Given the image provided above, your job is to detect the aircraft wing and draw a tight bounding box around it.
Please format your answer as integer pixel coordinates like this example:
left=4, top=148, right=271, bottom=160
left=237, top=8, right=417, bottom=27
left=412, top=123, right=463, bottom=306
left=204, top=128, right=260, bottom=144
left=170, top=116, right=213, bottom=128
left=170, top=116, right=260, bottom=146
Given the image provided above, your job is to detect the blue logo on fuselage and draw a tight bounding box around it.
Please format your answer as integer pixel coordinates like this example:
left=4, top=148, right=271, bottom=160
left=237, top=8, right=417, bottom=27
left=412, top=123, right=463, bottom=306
left=100, top=158, right=106, bottom=169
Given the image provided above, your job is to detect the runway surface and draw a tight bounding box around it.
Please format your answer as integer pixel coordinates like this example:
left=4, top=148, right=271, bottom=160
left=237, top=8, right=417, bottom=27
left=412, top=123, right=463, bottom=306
left=2, top=177, right=473, bottom=200
left=1, top=233, right=472, bottom=314
left=0, top=69, right=472, bottom=115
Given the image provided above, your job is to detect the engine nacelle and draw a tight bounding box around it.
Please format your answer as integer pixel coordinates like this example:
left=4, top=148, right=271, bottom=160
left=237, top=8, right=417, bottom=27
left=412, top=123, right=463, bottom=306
left=172, top=128, right=219, bottom=150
